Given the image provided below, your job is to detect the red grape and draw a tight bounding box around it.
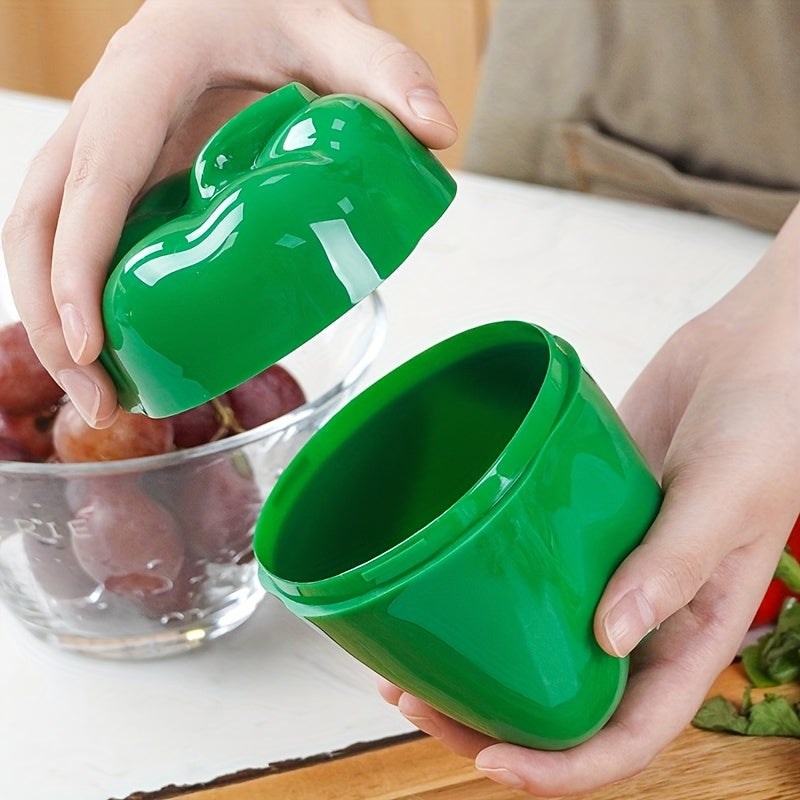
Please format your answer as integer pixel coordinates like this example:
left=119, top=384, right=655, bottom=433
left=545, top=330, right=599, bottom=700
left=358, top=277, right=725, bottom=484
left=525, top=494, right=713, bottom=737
left=173, top=456, right=262, bottom=562
left=71, top=481, right=185, bottom=599
left=0, top=322, right=64, bottom=414
left=0, top=435, right=36, bottom=462
left=170, top=397, right=231, bottom=449
left=64, top=474, right=139, bottom=514
left=0, top=470, right=62, bottom=528
left=53, top=402, right=174, bottom=462
left=0, top=407, right=57, bottom=461
left=23, top=524, right=99, bottom=600
left=3, top=479, right=97, bottom=598
left=130, top=552, right=206, bottom=618
left=227, top=365, right=305, bottom=430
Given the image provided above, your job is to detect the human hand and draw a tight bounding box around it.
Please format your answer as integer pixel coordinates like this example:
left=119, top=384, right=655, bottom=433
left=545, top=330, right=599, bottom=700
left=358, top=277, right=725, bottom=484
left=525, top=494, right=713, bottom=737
left=379, top=203, right=800, bottom=796
left=1, top=0, right=457, bottom=427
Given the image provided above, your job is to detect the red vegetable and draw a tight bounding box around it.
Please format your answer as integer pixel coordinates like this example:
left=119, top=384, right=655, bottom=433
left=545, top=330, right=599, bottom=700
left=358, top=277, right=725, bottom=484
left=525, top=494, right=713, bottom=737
left=751, top=515, right=800, bottom=628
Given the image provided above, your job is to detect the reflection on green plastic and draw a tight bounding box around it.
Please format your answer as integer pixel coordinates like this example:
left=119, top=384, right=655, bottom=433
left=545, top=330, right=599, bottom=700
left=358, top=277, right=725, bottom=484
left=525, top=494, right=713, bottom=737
left=100, top=82, right=456, bottom=417
left=254, top=321, right=662, bottom=750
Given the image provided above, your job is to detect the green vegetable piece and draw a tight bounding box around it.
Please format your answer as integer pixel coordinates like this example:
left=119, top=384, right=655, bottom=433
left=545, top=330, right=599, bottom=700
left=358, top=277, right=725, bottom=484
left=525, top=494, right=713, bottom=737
left=774, top=548, right=800, bottom=592
left=693, top=693, right=800, bottom=739
left=695, top=600, right=800, bottom=739
left=746, top=694, right=800, bottom=737
left=692, top=696, right=749, bottom=735
left=741, top=645, right=775, bottom=688
left=742, top=597, right=800, bottom=687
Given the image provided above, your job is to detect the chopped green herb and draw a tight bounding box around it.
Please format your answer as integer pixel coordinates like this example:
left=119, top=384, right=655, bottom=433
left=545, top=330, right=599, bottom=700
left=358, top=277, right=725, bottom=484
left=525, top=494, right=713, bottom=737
left=692, top=696, right=750, bottom=735
left=746, top=695, right=800, bottom=737
left=693, top=599, right=800, bottom=739
left=693, top=693, right=800, bottom=738
left=741, top=597, right=800, bottom=687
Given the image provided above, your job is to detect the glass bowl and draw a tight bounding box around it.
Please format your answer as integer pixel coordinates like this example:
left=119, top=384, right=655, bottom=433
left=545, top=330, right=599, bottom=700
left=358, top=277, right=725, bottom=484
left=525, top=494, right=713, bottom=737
left=0, top=294, right=385, bottom=659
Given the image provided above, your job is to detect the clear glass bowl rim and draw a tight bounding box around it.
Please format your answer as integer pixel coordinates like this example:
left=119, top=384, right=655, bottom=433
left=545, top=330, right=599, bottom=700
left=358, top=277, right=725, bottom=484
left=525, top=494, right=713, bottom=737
left=0, top=293, right=387, bottom=478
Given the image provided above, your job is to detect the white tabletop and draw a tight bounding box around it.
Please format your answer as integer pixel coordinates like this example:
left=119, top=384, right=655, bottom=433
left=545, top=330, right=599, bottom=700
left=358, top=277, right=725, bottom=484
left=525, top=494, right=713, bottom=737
left=0, top=89, right=772, bottom=800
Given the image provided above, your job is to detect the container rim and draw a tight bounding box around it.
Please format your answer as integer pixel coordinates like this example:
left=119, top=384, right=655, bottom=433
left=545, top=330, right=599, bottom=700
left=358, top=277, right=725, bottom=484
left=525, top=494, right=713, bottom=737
left=255, top=320, right=581, bottom=608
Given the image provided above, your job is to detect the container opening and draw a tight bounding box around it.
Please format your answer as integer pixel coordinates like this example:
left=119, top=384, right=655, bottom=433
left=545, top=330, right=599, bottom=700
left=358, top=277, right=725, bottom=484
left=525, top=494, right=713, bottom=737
left=269, top=338, right=548, bottom=582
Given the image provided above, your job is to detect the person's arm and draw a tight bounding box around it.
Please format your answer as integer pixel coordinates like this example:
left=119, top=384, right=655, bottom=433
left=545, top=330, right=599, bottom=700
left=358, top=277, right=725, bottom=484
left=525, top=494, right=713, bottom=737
left=380, top=200, right=800, bottom=795
left=1, top=0, right=456, bottom=427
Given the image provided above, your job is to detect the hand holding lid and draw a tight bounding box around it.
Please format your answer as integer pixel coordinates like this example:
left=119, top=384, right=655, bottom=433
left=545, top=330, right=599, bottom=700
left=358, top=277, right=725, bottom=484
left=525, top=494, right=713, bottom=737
left=101, top=82, right=456, bottom=417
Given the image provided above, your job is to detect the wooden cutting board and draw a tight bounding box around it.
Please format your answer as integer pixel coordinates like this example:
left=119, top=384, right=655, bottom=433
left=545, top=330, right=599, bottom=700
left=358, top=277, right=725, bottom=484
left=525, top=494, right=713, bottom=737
left=130, top=663, right=799, bottom=800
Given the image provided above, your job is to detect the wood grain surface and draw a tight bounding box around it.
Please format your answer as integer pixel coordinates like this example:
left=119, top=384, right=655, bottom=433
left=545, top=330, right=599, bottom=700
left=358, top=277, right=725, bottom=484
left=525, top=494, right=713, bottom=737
left=130, top=662, right=799, bottom=800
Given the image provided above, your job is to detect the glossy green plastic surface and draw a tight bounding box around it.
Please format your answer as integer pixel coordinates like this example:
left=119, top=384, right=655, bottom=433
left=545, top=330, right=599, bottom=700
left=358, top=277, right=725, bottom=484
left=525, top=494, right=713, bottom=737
left=100, top=82, right=456, bottom=417
left=255, top=321, right=662, bottom=750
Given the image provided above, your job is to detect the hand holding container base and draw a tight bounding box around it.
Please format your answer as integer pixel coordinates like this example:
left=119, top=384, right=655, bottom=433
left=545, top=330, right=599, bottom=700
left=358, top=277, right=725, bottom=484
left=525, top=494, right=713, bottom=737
left=255, top=321, right=662, bottom=750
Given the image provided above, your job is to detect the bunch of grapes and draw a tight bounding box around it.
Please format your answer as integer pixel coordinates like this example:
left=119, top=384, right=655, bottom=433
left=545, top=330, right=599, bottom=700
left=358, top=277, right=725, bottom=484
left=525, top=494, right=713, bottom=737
left=0, top=320, right=306, bottom=617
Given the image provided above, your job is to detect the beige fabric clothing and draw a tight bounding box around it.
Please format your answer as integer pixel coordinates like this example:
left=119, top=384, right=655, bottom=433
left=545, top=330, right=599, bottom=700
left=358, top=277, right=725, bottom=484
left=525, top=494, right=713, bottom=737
left=464, top=0, right=800, bottom=232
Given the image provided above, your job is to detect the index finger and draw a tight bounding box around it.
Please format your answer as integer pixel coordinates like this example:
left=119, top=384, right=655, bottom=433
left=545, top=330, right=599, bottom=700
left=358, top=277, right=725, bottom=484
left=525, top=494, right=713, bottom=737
left=50, top=49, right=199, bottom=367
left=2, top=96, right=120, bottom=428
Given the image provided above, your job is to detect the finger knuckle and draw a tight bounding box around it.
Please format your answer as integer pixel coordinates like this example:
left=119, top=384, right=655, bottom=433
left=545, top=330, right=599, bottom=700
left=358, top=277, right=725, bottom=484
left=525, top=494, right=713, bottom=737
left=23, top=320, right=61, bottom=363
left=367, top=39, right=431, bottom=79
left=101, top=21, right=147, bottom=65
left=101, top=16, right=192, bottom=81
left=1, top=205, right=33, bottom=252
left=64, top=147, right=97, bottom=193
left=64, top=144, right=137, bottom=202
left=654, top=552, right=707, bottom=606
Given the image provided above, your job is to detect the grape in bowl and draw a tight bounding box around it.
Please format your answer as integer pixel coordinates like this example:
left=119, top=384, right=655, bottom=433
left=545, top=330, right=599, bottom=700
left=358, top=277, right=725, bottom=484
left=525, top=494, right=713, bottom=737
left=0, top=295, right=385, bottom=658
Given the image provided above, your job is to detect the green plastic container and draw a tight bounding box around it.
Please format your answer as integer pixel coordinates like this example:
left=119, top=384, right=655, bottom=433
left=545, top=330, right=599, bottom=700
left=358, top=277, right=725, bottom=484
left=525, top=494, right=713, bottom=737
left=100, top=82, right=456, bottom=417
left=254, top=321, right=662, bottom=750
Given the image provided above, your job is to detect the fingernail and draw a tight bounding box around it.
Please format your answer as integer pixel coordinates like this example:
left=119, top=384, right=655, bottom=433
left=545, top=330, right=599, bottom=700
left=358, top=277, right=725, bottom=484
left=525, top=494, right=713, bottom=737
left=401, top=713, right=442, bottom=740
left=60, top=303, right=88, bottom=362
left=407, top=89, right=457, bottom=131
left=475, top=766, right=525, bottom=790
left=57, top=369, right=101, bottom=427
left=603, top=589, right=656, bottom=657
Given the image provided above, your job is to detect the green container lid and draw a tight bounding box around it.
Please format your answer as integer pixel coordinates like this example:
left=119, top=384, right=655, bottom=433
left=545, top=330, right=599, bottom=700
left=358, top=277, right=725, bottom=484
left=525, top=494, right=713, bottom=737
left=100, top=82, right=456, bottom=417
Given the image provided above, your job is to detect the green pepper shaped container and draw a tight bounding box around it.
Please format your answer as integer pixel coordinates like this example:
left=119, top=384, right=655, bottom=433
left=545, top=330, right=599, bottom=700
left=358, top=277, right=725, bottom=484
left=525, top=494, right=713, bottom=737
left=100, top=82, right=456, bottom=417
left=254, top=321, right=662, bottom=750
